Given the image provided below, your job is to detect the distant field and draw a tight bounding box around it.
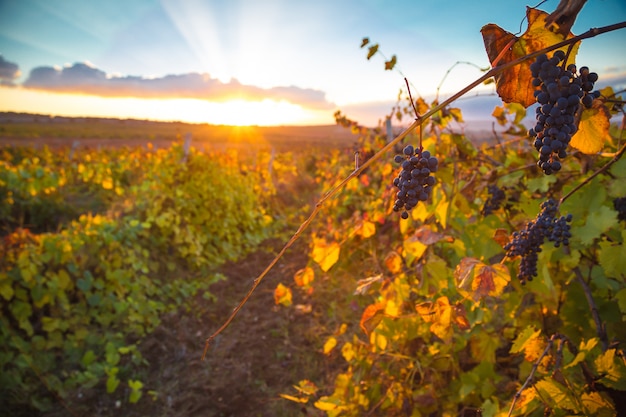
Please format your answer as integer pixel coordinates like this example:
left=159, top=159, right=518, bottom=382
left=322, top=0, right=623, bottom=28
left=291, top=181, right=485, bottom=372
left=0, top=112, right=358, bottom=151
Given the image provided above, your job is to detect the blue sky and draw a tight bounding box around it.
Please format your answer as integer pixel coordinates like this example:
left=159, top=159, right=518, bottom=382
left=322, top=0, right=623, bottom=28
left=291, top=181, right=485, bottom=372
left=0, top=0, right=625, bottom=126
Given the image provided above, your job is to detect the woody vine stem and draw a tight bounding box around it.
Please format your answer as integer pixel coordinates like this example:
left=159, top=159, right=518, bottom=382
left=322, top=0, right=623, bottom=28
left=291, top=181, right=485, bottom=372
left=202, top=20, right=626, bottom=360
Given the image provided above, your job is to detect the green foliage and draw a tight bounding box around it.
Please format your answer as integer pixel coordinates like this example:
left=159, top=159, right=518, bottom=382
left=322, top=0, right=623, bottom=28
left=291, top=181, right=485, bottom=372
left=281, top=68, right=625, bottom=415
left=0, top=143, right=277, bottom=411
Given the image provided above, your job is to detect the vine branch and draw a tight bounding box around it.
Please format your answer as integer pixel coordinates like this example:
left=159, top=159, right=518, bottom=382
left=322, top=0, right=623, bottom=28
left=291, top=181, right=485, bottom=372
left=559, top=141, right=626, bottom=205
left=202, top=20, right=626, bottom=360
left=573, top=266, right=609, bottom=351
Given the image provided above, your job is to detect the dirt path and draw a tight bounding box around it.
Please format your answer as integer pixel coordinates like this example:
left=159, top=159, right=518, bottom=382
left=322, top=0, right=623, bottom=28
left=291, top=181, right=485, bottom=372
left=45, top=237, right=336, bottom=417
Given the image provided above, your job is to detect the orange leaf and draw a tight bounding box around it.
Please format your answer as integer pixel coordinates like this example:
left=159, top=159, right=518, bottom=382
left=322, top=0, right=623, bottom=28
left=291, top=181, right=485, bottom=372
left=493, top=228, right=510, bottom=248
left=416, top=297, right=467, bottom=341
left=570, top=103, right=611, bottom=154
left=360, top=302, right=386, bottom=336
left=274, top=283, right=292, bottom=307
left=454, top=257, right=481, bottom=291
left=481, top=8, right=580, bottom=107
left=383, top=251, right=404, bottom=274
left=294, top=267, right=315, bottom=288
left=473, top=263, right=510, bottom=300
left=453, top=303, right=471, bottom=331
left=455, top=258, right=510, bottom=301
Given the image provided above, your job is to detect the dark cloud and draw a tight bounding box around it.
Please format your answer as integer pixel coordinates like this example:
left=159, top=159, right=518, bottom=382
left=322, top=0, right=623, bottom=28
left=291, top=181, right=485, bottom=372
left=22, top=62, right=333, bottom=109
left=0, top=55, right=21, bottom=85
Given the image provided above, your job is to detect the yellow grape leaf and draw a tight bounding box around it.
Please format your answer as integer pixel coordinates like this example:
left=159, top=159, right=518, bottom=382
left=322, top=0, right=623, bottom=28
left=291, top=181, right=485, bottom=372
left=314, top=397, right=344, bottom=411
left=581, top=391, right=615, bottom=415
left=341, top=342, right=355, bottom=362
left=279, top=393, right=309, bottom=403
left=273, top=283, right=292, bottom=307
left=481, top=8, right=580, bottom=107
left=360, top=302, right=386, bottom=336
left=293, top=267, right=314, bottom=288
left=357, top=220, right=376, bottom=238
left=570, top=103, right=611, bottom=154
left=534, top=379, right=577, bottom=410
left=102, top=177, right=114, bottom=190
left=415, top=301, right=438, bottom=323
left=416, top=296, right=457, bottom=342
left=435, top=196, right=449, bottom=229
left=384, top=251, right=403, bottom=274
left=311, top=238, right=340, bottom=272
left=522, top=330, right=547, bottom=363
left=403, top=235, right=427, bottom=262
left=294, top=380, right=318, bottom=396
left=322, top=336, right=337, bottom=355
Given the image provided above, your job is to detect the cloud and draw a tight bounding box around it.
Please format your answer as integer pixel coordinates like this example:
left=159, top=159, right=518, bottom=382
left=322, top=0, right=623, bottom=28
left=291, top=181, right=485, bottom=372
left=0, top=55, right=21, bottom=86
left=22, top=62, right=333, bottom=109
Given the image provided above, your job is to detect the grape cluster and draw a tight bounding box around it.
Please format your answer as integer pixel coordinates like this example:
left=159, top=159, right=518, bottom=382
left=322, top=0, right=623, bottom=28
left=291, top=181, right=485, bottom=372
left=528, top=50, right=599, bottom=175
left=504, top=199, right=573, bottom=283
left=392, top=145, right=438, bottom=219
left=482, top=185, right=506, bottom=216
left=614, top=197, right=626, bottom=222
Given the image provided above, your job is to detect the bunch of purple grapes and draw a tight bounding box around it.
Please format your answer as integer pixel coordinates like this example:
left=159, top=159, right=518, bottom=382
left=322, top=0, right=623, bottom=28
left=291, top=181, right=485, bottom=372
left=482, top=185, right=506, bottom=216
left=504, top=199, right=572, bottom=284
left=614, top=197, right=626, bottom=222
left=528, top=50, right=599, bottom=175
left=392, top=145, right=438, bottom=219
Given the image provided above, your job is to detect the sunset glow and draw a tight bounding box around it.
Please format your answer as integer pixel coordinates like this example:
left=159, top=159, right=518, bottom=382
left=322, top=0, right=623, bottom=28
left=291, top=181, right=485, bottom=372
left=0, top=88, right=333, bottom=126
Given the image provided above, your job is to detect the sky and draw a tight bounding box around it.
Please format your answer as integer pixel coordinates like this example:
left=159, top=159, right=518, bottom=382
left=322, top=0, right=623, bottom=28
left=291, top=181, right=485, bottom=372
left=0, top=0, right=625, bottom=127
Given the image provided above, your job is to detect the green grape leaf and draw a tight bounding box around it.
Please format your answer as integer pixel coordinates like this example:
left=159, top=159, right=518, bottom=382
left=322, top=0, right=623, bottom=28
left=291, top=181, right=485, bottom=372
left=573, top=206, right=618, bottom=245
left=128, top=379, right=144, bottom=403
left=470, top=331, right=500, bottom=363
left=0, top=277, right=14, bottom=301
left=616, top=288, right=626, bottom=315
left=598, top=234, right=626, bottom=279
